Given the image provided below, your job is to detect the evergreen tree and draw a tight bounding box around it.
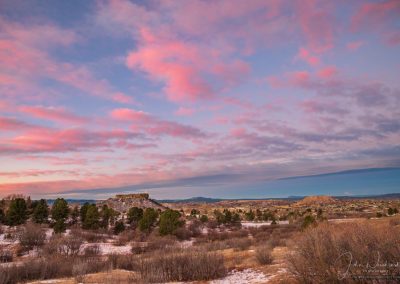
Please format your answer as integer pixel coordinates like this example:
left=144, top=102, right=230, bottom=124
left=51, top=198, right=69, bottom=221
left=159, top=209, right=183, bottom=235
left=0, top=208, right=5, bottom=224
left=127, top=207, right=143, bottom=224
left=223, top=209, right=232, bottom=223
left=6, top=198, right=28, bottom=226
left=53, top=218, right=67, bottom=233
left=302, top=215, right=316, bottom=229
left=245, top=209, right=255, bottom=221
left=200, top=214, right=208, bottom=223
left=113, top=220, right=125, bottom=235
left=232, top=212, right=241, bottom=223
left=100, top=205, right=116, bottom=228
left=83, top=204, right=100, bottom=230
left=190, top=209, right=200, bottom=216
left=138, top=208, right=158, bottom=232
left=213, top=210, right=224, bottom=224
left=32, top=199, right=49, bottom=224
left=80, top=202, right=91, bottom=223
left=70, top=206, right=79, bottom=225
left=51, top=198, right=69, bottom=233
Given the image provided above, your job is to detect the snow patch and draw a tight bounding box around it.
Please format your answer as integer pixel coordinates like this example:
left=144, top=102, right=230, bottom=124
left=80, top=243, right=131, bottom=255
left=210, top=269, right=272, bottom=284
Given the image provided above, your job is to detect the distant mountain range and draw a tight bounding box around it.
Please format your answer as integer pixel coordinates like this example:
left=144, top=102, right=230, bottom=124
left=46, top=199, right=96, bottom=205
left=156, top=192, right=400, bottom=203
left=43, top=192, right=400, bottom=204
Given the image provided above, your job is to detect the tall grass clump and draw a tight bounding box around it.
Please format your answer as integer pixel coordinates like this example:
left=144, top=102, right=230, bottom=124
left=137, top=250, right=226, bottom=282
left=288, top=221, right=400, bottom=283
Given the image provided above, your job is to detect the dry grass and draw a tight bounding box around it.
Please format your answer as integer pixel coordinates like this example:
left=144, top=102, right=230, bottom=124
left=287, top=220, right=400, bottom=283
left=137, top=249, right=226, bottom=282
left=255, top=245, right=274, bottom=265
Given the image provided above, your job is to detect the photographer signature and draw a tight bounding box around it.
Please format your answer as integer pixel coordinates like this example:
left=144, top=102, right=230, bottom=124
left=335, top=251, right=399, bottom=280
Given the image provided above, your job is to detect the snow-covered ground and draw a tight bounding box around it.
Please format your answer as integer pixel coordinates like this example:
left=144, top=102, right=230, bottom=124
left=327, top=218, right=362, bottom=223
left=80, top=242, right=131, bottom=255
left=241, top=221, right=289, bottom=228
left=210, top=269, right=272, bottom=284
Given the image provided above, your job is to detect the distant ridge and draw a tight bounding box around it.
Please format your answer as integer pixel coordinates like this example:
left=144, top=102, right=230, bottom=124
left=157, top=192, right=400, bottom=203
left=158, top=196, right=223, bottom=203
left=42, top=192, right=400, bottom=204
left=46, top=199, right=96, bottom=205
left=158, top=192, right=400, bottom=203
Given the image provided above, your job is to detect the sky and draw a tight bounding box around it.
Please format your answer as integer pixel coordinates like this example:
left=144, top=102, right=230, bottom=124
left=0, top=0, right=399, bottom=199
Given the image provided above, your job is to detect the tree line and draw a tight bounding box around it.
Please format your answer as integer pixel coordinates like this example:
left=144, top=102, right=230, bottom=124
left=0, top=196, right=186, bottom=236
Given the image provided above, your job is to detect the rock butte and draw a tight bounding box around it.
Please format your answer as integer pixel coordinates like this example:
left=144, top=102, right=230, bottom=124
left=98, top=193, right=166, bottom=213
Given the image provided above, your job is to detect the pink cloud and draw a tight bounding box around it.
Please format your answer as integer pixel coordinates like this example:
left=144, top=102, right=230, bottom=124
left=296, top=47, right=320, bottom=66
left=291, top=71, right=312, bottom=86
left=111, top=108, right=207, bottom=139
left=19, top=105, right=87, bottom=124
left=351, top=0, right=400, bottom=46
left=300, top=99, right=348, bottom=115
left=346, top=41, right=364, bottom=51
left=0, top=18, right=126, bottom=104
left=175, top=107, right=195, bottom=116
left=0, top=117, right=34, bottom=131
left=296, top=0, right=335, bottom=52
left=0, top=128, right=148, bottom=154
left=317, top=66, right=338, bottom=79
left=110, top=108, right=150, bottom=121
left=112, top=92, right=136, bottom=104
left=126, top=31, right=216, bottom=102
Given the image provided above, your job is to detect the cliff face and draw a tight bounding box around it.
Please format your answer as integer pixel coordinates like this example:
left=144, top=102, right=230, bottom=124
left=98, top=193, right=166, bottom=213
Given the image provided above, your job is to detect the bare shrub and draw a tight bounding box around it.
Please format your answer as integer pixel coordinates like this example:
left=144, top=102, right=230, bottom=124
left=138, top=250, right=226, bottom=282
left=0, top=256, right=111, bottom=284
left=71, top=228, right=106, bottom=243
left=207, top=230, right=229, bottom=241
left=255, top=245, right=273, bottom=265
left=287, top=221, right=400, bottom=283
left=174, top=227, right=192, bottom=240
left=0, top=248, right=12, bottom=263
left=18, top=223, right=46, bottom=250
left=114, top=230, right=135, bottom=246
left=108, top=254, right=138, bottom=271
left=83, top=244, right=100, bottom=256
left=73, top=259, right=89, bottom=283
left=187, top=220, right=202, bottom=237
left=231, top=237, right=252, bottom=251
left=44, top=235, right=83, bottom=256
left=207, top=220, right=218, bottom=229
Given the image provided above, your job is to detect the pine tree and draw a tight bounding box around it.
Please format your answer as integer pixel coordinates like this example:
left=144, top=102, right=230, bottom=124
left=80, top=202, right=90, bottom=223
left=32, top=199, right=49, bottom=224
left=159, top=209, right=183, bottom=235
left=51, top=198, right=69, bottom=233
left=113, top=220, right=125, bottom=235
left=70, top=206, right=79, bottom=225
left=127, top=207, right=143, bottom=224
left=138, top=208, right=158, bottom=232
left=51, top=198, right=69, bottom=221
left=83, top=204, right=100, bottom=230
left=6, top=198, right=28, bottom=226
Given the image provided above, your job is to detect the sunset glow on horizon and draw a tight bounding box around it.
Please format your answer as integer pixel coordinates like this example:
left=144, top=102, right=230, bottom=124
left=0, top=0, right=399, bottom=199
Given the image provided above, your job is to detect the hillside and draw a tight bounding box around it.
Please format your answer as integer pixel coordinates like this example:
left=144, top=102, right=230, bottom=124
left=98, top=193, right=166, bottom=213
left=296, top=195, right=337, bottom=206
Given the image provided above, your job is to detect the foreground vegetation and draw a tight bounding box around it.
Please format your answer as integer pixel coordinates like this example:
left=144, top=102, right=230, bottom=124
left=0, top=194, right=399, bottom=283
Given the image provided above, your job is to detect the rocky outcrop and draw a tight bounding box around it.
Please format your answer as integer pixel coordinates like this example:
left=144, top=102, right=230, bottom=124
left=98, top=193, right=166, bottom=213
left=295, top=195, right=337, bottom=206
